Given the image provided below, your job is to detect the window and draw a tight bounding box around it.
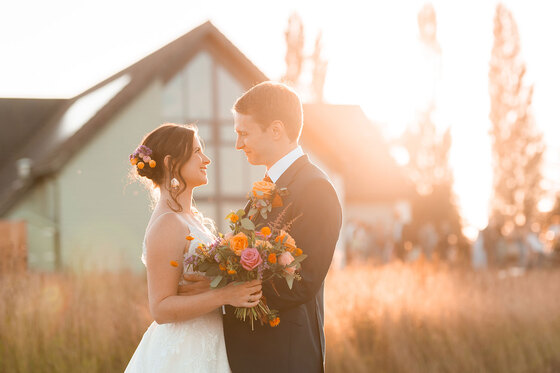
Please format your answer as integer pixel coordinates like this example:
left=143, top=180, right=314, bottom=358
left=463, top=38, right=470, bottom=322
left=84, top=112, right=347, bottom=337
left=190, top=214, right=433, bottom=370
left=184, top=52, right=213, bottom=120
left=162, top=73, right=183, bottom=118
left=217, top=65, right=244, bottom=120
left=219, top=145, right=248, bottom=195
left=161, top=52, right=266, bottom=230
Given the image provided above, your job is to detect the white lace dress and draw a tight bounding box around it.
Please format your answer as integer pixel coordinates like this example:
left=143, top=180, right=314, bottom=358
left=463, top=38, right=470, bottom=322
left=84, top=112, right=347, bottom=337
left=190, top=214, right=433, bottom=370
left=125, top=218, right=231, bottom=372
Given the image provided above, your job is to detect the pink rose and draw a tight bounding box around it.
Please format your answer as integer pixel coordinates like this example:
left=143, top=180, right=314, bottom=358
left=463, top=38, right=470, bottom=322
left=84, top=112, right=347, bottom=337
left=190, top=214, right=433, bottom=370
left=240, top=248, right=263, bottom=271
left=278, top=252, right=295, bottom=274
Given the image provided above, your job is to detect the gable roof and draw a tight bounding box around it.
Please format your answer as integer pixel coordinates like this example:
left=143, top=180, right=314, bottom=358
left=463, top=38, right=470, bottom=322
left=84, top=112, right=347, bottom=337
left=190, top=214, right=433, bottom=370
left=0, top=21, right=267, bottom=215
left=0, top=22, right=412, bottom=216
left=301, top=103, right=414, bottom=203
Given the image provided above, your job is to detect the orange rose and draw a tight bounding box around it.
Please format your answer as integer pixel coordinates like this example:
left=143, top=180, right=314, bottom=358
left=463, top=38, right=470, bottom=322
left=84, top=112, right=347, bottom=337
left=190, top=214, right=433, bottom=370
left=170, top=260, right=178, bottom=267
left=260, top=226, right=271, bottom=236
left=227, top=269, right=237, bottom=275
left=268, top=253, right=277, bottom=264
left=229, top=232, right=249, bottom=256
left=275, top=230, right=296, bottom=251
left=252, top=180, right=275, bottom=199
left=294, top=248, right=303, bottom=257
left=219, top=264, right=226, bottom=271
left=269, top=317, right=280, bottom=327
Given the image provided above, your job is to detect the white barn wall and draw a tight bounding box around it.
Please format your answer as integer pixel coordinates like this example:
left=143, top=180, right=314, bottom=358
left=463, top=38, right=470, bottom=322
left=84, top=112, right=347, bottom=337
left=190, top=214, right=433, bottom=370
left=57, top=80, right=163, bottom=272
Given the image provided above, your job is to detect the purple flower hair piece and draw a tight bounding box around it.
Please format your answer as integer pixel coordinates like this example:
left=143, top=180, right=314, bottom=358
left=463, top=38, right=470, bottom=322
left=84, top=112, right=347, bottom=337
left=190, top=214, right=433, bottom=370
left=130, top=144, right=153, bottom=160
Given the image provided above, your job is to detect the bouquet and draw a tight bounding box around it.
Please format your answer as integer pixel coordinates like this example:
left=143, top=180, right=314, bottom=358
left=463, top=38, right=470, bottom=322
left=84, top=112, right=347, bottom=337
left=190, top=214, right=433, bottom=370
left=184, top=207, right=306, bottom=330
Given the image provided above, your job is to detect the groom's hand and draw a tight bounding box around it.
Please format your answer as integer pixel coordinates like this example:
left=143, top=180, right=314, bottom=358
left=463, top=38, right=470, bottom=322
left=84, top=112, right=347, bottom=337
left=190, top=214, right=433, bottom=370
left=177, top=274, right=211, bottom=296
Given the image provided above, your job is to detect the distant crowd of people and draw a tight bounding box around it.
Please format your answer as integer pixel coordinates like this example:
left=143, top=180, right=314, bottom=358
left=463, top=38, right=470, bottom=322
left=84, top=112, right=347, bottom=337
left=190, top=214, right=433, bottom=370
left=472, top=216, right=560, bottom=269
left=342, top=215, right=560, bottom=269
left=343, top=218, right=461, bottom=266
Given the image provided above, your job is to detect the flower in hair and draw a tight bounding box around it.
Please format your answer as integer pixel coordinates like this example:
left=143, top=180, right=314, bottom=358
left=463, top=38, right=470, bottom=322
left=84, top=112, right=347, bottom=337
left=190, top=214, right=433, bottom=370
left=130, top=145, right=156, bottom=169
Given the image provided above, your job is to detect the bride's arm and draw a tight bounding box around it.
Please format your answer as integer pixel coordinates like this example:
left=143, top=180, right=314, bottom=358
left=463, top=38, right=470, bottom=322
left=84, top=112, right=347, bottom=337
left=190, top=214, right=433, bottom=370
left=145, top=214, right=262, bottom=324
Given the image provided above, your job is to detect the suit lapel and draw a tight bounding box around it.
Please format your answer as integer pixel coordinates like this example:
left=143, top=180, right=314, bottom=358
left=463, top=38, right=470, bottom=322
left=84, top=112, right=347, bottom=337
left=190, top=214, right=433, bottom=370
left=255, top=155, right=309, bottom=226
left=243, top=155, right=309, bottom=225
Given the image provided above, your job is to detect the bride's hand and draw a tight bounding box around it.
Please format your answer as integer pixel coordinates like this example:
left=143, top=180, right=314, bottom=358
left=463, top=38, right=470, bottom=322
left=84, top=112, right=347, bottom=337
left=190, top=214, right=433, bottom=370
left=221, top=280, right=262, bottom=308
left=177, top=274, right=211, bottom=296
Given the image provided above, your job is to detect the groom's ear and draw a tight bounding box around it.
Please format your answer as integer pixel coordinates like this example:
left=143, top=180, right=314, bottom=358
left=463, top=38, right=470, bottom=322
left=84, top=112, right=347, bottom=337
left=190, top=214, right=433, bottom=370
left=270, top=120, right=286, bottom=140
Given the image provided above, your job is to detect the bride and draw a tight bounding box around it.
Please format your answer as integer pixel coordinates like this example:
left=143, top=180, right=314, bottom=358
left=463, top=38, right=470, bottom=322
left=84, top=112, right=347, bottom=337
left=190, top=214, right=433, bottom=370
left=125, top=123, right=262, bottom=372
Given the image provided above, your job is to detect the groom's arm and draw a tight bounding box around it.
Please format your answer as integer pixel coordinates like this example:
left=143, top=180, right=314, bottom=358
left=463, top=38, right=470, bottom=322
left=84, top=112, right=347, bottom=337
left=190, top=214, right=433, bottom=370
left=178, top=274, right=211, bottom=296
left=262, top=178, right=342, bottom=311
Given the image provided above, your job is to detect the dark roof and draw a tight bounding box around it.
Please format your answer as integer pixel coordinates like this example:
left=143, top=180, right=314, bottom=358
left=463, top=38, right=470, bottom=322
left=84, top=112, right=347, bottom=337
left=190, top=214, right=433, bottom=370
left=302, top=103, right=414, bottom=203
left=0, top=21, right=267, bottom=215
left=0, top=98, right=68, bottom=161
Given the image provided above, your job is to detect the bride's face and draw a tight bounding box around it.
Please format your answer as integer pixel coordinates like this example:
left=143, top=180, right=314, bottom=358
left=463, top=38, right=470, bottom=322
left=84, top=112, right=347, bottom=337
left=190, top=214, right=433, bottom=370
left=179, top=135, right=211, bottom=188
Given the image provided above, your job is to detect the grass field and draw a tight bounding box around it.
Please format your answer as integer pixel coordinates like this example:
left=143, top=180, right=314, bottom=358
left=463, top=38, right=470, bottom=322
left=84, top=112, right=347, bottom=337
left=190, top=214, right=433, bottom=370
left=1, top=262, right=560, bottom=372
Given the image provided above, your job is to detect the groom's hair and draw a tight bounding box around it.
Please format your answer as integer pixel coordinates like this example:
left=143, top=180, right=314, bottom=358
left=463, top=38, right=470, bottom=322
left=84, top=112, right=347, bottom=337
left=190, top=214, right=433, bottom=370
left=233, top=81, right=303, bottom=142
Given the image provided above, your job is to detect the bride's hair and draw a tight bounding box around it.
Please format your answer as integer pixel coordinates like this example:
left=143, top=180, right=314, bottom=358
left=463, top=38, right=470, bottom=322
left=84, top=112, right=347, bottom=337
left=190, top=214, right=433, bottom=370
left=131, top=123, right=198, bottom=213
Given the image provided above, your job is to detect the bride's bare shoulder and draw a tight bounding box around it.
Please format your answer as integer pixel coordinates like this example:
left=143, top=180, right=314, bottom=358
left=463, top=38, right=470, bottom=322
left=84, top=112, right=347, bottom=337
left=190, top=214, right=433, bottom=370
left=145, top=213, right=191, bottom=251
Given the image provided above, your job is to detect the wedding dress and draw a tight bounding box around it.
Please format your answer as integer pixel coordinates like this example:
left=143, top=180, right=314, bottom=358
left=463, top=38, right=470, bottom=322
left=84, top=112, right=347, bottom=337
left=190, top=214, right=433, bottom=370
left=125, top=215, right=231, bottom=372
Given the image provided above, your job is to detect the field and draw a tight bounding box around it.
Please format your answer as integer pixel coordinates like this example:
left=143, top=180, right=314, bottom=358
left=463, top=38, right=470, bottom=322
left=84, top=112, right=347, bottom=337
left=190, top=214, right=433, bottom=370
left=1, top=263, right=560, bottom=372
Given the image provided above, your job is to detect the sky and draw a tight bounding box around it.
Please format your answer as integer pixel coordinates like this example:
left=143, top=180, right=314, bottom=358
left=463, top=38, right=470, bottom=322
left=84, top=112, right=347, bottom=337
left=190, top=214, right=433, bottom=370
left=2, top=0, right=559, bottom=234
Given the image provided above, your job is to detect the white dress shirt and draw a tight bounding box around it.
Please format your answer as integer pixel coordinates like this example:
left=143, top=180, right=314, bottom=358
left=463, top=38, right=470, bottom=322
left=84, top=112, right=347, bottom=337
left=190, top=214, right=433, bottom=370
left=267, top=146, right=304, bottom=183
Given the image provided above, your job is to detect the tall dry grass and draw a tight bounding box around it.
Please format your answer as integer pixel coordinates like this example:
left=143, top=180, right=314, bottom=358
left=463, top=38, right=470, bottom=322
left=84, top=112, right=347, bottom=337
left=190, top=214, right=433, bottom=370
left=0, top=271, right=151, bottom=372
left=325, top=262, right=560, bottom=372
left=1, top=263, right=560, bottom=372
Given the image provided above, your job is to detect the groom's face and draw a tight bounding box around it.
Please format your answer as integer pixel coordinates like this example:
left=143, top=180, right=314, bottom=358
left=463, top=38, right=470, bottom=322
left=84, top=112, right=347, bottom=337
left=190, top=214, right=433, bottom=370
left=234, top=112, right=274, bottom=166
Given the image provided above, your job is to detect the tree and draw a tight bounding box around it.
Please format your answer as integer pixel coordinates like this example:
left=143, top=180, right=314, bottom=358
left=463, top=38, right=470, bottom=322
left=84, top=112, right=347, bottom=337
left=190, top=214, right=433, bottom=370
left=402, top=108, right=452, bottom=197
left=282, top=13, right=305, bottom=86
left=310, top=31, right=327, bottom=103
left=400, top=107, right=467, bottom=259
left=282, top=13, right=328, bottom=102
left=489, top=4, right=545, bottom=230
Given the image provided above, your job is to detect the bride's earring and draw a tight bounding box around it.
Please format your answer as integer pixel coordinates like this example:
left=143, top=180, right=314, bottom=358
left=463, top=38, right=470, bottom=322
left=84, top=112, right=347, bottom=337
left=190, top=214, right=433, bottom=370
left=170, top=177, right=180, bottom=190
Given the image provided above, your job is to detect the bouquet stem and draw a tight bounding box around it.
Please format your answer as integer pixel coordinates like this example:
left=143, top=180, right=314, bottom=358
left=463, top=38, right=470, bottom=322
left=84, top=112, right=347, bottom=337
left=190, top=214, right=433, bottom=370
left=233, top=299, right=278, bottom=330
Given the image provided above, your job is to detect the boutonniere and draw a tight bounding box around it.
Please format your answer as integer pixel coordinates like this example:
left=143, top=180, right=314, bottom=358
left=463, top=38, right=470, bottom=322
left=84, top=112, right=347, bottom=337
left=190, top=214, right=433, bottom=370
left=247, top=180, right=289, bottom=220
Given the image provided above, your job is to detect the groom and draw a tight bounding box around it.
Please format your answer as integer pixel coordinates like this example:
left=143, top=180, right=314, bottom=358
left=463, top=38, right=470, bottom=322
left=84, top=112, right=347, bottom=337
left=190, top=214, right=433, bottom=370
left=185, top=81, right=342, bottom=372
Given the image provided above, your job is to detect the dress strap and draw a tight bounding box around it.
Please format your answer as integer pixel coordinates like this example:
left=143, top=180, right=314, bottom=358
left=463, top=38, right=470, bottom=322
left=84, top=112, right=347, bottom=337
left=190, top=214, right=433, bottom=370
left=156, top=211, right=180, bottom=220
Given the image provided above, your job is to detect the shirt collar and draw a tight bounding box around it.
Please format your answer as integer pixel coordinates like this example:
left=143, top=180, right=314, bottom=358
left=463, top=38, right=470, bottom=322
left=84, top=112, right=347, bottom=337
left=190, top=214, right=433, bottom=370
left=267, top=146, right=304, bottom=183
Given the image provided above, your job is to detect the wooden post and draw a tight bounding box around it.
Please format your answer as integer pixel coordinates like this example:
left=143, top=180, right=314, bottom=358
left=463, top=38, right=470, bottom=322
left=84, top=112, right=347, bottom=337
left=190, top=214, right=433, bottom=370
left=0, top=221, right=27, bottom=274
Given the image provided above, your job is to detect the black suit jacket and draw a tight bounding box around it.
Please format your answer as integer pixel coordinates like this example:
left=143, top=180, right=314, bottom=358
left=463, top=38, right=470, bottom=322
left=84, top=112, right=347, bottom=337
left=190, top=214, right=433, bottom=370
left=223, top=155, right=343, bottom=373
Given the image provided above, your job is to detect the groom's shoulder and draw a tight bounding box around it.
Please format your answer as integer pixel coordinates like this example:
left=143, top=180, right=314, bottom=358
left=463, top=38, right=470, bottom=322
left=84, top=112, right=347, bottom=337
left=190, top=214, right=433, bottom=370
left=293, top=161, right=341, bottom=215
left=298, top=159, right=336, bottom=192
